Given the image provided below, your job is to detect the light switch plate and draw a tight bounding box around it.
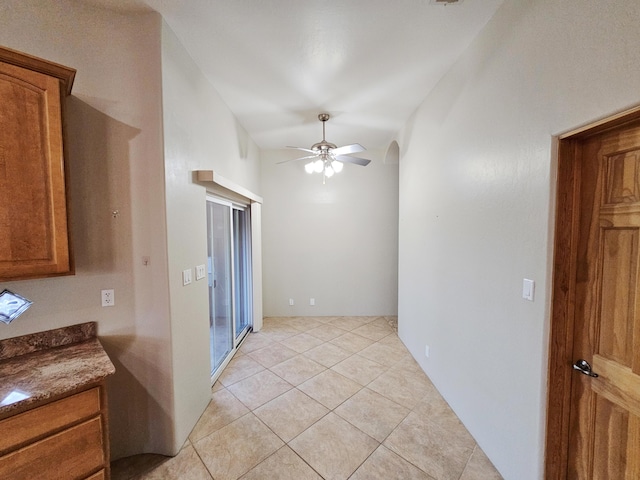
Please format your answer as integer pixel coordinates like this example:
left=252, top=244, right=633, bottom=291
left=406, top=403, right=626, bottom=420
left=183, top=269, right=192, bottom=286
left=195, top=264, right=206, bottom=280
left=522, top=278, right=535, bottom=301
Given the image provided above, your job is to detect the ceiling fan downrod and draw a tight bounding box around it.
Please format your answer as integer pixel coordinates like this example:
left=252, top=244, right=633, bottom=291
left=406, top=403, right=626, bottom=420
left=311, top=113, right=337, bottom=152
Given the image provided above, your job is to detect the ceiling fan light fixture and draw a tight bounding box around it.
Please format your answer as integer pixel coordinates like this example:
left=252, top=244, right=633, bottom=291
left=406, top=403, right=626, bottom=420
left=304, top=162, right=315, bottom=174
left=282, top=113, right=371, bottom=182
left=325, top=165, right=334, bottom=177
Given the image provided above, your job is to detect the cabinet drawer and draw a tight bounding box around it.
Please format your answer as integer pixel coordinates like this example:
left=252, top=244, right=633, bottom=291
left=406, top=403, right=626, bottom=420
left=0, top=416, right=104, bottom=480
left=0, top=388, right=101, bottom=454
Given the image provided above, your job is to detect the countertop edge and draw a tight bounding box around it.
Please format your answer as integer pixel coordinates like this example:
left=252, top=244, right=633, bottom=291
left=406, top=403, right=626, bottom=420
left=0, top=337, right=115, bottom=418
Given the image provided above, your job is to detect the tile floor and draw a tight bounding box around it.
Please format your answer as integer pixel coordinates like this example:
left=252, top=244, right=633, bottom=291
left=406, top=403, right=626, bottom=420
left=111, top=316, right=503, bottom=480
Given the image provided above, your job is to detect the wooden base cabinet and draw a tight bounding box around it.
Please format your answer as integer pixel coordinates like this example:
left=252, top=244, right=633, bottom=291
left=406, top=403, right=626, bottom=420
left=0, top=46, right=76, bottom=281
left=0, top=386, right=111, bottom=480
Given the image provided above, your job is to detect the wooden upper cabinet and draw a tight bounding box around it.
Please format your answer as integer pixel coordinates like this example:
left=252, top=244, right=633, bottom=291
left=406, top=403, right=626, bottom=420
left=0, top=46, right=75, bottom=281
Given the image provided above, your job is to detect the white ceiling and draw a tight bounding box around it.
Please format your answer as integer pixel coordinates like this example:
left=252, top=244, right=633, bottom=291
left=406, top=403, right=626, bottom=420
left=85, top=0, right=504, bottom=151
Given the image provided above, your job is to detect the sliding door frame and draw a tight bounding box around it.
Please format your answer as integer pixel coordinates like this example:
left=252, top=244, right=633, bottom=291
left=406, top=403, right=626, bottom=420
left=207, top=194, right=253, bottom=382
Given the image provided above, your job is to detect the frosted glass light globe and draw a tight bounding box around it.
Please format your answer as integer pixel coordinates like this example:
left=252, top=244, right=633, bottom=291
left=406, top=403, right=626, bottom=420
left=305, top=162, right=315, bottom=174
left=332, top=161, right=343, bottom=173
left=313, top=159, right=324, bottom=173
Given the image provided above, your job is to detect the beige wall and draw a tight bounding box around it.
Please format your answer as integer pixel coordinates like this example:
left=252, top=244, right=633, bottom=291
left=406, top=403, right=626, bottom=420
left=261, top=148, right=398, bottom=317
left=0, top=1, right=263, bottom=460
left=0, top=1, right=172, bottom=459
left=160, top=22, right=263, bottom=451
left=397, top=1, right=640, bottom=478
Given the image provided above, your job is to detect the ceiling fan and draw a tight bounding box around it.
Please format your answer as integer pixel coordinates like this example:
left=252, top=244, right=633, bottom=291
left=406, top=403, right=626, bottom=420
left=280, top=113, right=371, bottom=180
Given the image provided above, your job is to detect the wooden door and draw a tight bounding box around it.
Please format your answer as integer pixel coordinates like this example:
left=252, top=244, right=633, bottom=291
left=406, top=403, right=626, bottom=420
left=546, top=113, right=640, bottom=479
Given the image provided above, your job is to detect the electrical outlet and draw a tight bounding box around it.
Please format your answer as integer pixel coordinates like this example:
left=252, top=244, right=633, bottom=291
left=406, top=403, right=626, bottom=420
left=101, top=289, right=115, bottom=307
left=310, top=298, right=315, bottom=306
left=289, top=298, right=294, bottom=306
left=425, top=345, right=430, bottom=358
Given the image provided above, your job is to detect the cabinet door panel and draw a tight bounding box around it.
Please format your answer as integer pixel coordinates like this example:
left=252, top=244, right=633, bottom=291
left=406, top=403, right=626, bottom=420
left=0, top=388, right=101, bottom=454
left=0, top=60, right=70, bottom=280
left=0, top=417, right=104, bottom=479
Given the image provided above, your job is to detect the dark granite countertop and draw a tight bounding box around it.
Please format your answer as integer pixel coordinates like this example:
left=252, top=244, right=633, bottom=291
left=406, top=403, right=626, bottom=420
left=0, top=323, right=115, bottom=418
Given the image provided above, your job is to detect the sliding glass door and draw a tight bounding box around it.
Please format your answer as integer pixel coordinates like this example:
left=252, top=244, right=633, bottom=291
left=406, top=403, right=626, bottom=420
left=206, top=196, right=253, bottom=377
left=233, top=208, right=252, bottom=340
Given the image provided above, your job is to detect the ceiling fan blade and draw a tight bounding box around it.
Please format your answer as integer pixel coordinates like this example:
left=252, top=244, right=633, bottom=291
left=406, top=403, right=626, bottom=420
left=286, top=146, right=316, bottom=154
left=331, top=143, right=365, bottom=156
left=277, top=154, right=317, bottom=164
left=335, top=155, right=371, bottom=166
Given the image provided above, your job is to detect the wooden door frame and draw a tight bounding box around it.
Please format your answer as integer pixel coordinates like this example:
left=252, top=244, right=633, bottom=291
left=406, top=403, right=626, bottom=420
left=545, top=106, right=640, bottom=479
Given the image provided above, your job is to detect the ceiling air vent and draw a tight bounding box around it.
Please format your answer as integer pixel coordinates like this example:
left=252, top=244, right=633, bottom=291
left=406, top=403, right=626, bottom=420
left=429, top=0, right=464, bottom=4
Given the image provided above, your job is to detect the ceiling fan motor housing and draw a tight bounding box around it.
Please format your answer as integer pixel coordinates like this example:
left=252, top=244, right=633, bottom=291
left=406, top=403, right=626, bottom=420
left=311, top=141, right=337, bottom=152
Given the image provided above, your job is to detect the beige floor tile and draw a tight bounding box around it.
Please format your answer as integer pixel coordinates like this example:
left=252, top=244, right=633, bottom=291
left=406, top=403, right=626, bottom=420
left=367, top=316, right=395, bottom=330
left=378, top=334, right=406, bottom=349
left=358, top=342, right=405, bottom=367
left=459, top=445, right=503, bottom=480
left=262, top=316, right=291, bottom=323
left=227, top=370, right=293, bottom=410
left=307, top=323, right=348, bottom=341
left=218, top=356, right=265, bottom=387
left=211, top=381, right=224, bottom=393
left=137, top=444, right=212, bottom=480
left=303, top=342, right=352, bottom=367
left=289, top=413, right=379, bottom=480
left=116, top=317, right=496, bottom=480
left=254, top=388, right=329, bottom=442
left=310, top=316, right=338, bottom=324
left=269, top=354, right=326, bottom=385
left=327, top=316, right=370, bottom=331
left=285, top=317, right=325, bottom=331
left=248, top=342, right=299, bottom=368
left=194, top=414, right=283, bottom=480
left=189, top=389, right=250, bottom=442
left=384, top=412, right=474, bottom=480
left=239, top=446, right=322, bottom=480
left=330, top=332, right=375, bottom=353
left=298, top=369, right=362, bottom=409
left=367, top=367, right=433, bottom=409
left=330, top=354, right=387, bottom=385
left=334, top=387, right=409, bottom=442
left=352, top=323, right=393, bottom=341
left=412, top=393, right=476, bottom=449
left=258, top=323, right=301, bottom=342
left=279, top=332, right=324, bottom=353
left=350, top=445, right=435, bottom=480
left=384, top=316, right=398, bottom=331
left=260, top=317, right=297, bottom=331
left=112, top=454, right=168, bottom=480
left=238, top=333, right=274, bottom=353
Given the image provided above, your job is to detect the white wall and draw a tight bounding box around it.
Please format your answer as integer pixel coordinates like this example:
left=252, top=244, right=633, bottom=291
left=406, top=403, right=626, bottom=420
left=397, top=1, right=640, bottom=479
left=160, top=22, right=263, bottom=451
left=0, top=1, right=172, bottom=460
left=261, top=148, right=398, bottom=317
